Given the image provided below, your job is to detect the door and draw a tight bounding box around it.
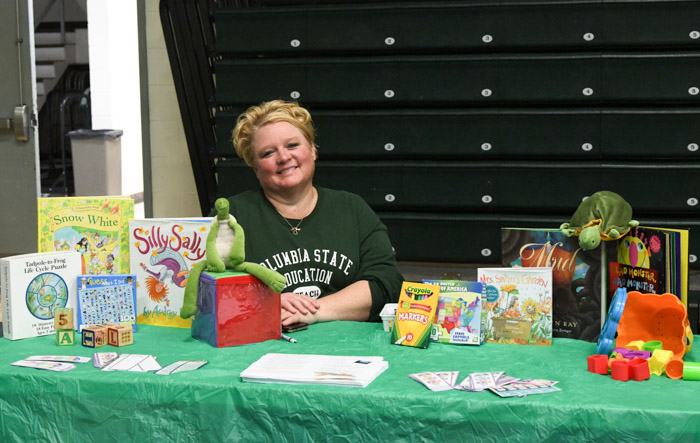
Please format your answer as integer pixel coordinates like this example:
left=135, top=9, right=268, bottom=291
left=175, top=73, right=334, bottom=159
left=0, top=0, right=40, bottom=256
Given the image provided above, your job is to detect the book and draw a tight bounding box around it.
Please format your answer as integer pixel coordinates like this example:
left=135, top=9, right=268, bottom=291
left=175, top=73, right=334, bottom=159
left=129, top=218, right=211, bottom=328
left=76, top=274, right=138, bottom=332
left=240, top=353, right=389, bottom=388
left=0, top=251, right=81, bottom=340
left=422, top=280, right=486, bottom=345
left=502, top=228, right=604, bottom=341
left=606, top=226, right=689, bottom=307
left=37, top=196, right=135, bottom=275
left=477, top=267, right=553, bottom=346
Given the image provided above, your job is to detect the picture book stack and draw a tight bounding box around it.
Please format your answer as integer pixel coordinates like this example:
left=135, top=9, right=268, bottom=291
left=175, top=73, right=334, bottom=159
left=1, top=251, right=81, bottom=340
left=422, top=280, right=486, bottom=345
left=478, top=267, right=553, bottom=346
left=605, top=226, right=689, bottom=307
left=37, top=196, right=135, bottom=275
left=129, top=218, right=210, bottom=328
left=502, top=228, right=604, bottom=341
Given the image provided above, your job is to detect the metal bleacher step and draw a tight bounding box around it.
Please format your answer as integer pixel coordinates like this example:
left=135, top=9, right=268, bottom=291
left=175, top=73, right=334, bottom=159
left=36, top=60, right=66, bottom=79
left=34, top=31, right=76, bottom=46
left=35, top=46, right=67, bottom=63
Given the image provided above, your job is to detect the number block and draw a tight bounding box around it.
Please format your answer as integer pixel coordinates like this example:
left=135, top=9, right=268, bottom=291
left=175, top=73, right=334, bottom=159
left=56, top=329, right=75, bottom=346
left=81, top=325, right=108, bottom=348
left=54, top=307, right=74, bottom=330
left=107, top=324, right=133, bottom=347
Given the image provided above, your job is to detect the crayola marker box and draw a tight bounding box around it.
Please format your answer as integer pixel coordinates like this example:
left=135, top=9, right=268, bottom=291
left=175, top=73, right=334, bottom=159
left=391, top=281, right=440, bottom=348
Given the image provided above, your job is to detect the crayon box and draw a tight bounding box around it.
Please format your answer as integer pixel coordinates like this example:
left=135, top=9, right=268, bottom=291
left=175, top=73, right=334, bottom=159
left=390, top=282, right=440, bottom=348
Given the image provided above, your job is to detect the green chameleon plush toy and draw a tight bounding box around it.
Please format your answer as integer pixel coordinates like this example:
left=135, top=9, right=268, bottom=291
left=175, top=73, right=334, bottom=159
left=560, top=190, right=639, bottom=251
left=180, top=198, right=286, bottom=319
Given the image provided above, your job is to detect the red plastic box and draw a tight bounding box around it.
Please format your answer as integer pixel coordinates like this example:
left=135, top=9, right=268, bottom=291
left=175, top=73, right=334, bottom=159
left=191, top=270, right=281, bottom=347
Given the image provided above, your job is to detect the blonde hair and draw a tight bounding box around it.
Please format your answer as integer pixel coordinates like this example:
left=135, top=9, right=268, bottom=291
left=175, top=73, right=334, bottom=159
left=232, top=100, right=316, bottom=166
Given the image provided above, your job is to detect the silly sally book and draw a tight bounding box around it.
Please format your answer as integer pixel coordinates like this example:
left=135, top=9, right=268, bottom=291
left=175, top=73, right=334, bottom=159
left=478, top=267, right=553, bottom=346
left=37, top=197, right=134, bottom=275
left=129, top=218, right=211, bottom=328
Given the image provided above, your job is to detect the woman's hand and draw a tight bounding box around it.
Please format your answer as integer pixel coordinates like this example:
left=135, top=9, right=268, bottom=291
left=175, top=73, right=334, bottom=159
left=280, top=281, right=373, bottom=326
left=281, top=292, right=320, bottom=326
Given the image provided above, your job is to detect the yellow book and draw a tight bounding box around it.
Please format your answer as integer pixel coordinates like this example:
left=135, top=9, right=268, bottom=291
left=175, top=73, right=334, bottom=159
left=37, top=196, right=135, bottom=275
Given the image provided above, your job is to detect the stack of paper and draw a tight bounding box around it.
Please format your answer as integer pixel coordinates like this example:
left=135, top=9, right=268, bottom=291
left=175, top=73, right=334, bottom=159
left=240, top=353, right=388, bottom=388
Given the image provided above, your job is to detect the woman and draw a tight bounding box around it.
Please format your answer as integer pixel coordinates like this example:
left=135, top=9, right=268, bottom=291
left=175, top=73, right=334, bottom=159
left=228, top=100, right=403, bottom=326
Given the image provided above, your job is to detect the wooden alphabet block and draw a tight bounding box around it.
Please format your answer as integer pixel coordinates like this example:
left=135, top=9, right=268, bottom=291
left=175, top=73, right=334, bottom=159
left=56, top=329, right=75, bottom=346
left=54, top=307, right=74, bottom=331
left=107, top=324, right=133, bottom=347
left=81, top=325, right=108, bottom=348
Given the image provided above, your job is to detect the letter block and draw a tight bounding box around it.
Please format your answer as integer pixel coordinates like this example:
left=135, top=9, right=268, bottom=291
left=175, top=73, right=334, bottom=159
left=82, top=325, right=108, bottom=348
left=108, top=324, right=133, bottom=347
left=56, top=329, right=75, bottom=346
left=54, top=307, right=74, bottom=330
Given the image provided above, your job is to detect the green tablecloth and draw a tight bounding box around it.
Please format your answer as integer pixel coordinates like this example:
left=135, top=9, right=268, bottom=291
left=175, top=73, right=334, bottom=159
left=1, top=322, right=698, bottom=441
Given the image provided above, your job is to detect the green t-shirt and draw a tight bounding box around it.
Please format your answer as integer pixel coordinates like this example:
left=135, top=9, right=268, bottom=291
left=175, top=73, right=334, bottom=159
left=225, top=187, right=403, bottom=321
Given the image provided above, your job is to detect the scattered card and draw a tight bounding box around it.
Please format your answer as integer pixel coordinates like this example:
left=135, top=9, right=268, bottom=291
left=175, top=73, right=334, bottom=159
left=93, top=352, right=119, bottom=368
left=489, top=379, right=560, bottom=397
left=434, top=371, right=460, bottom=386
left=409, top=372, right=455, bottom=391
left=25, top=355, right=92, bottom=364
left=155, top=360, right=208, bottom=375
left=12, top=360, right=77, bottom=371
left=101, top=354, right=161, bottom=372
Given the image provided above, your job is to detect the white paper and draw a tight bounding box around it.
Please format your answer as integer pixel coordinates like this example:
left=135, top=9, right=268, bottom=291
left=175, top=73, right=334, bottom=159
left=241, top=354, right=388, bottom=388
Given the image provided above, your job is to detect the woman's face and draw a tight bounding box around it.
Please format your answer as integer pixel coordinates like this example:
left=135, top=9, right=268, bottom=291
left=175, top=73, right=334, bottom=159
left=251, top=121, right=316, bottom=194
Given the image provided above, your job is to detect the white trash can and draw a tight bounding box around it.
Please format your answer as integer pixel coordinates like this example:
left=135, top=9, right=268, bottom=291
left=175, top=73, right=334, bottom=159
left=68, top=129, right=123, bottom=196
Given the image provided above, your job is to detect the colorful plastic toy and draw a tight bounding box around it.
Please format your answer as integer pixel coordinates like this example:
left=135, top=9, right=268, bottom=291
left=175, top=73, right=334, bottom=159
left=596, top=288, right=628, bottom=355
left=641, top=340, right=663, bottom=352
left=587, top=355, right=609, bottom=375
left=612, top=347, right=651, bottom=360
left=611, top=360, right=630, bottom=381
left=683, top=362, right=700, bottom=381
left=623, top=340, right=645, bottom=351
left=628, top=358, right=651, bottom=381
left=665, top=357, right=684, bottom=379
left=648, top=349, right=674, bottom=376
left=616, top=291, right=693, bottom=358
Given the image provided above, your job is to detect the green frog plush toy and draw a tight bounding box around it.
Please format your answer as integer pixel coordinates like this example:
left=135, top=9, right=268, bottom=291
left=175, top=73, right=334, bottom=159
left=560, top=190, right=639, bottom=251
left=180, top=198, right=286, bottom=319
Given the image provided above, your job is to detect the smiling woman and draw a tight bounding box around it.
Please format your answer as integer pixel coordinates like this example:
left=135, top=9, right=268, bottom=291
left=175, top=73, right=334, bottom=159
left=224, top=100, right=404, bottom=327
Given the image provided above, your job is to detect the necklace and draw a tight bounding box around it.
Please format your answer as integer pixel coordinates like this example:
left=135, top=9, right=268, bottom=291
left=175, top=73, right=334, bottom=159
left=279, top=213, right=303, bottom=235
left=273, top=188, right=316, bottom=236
